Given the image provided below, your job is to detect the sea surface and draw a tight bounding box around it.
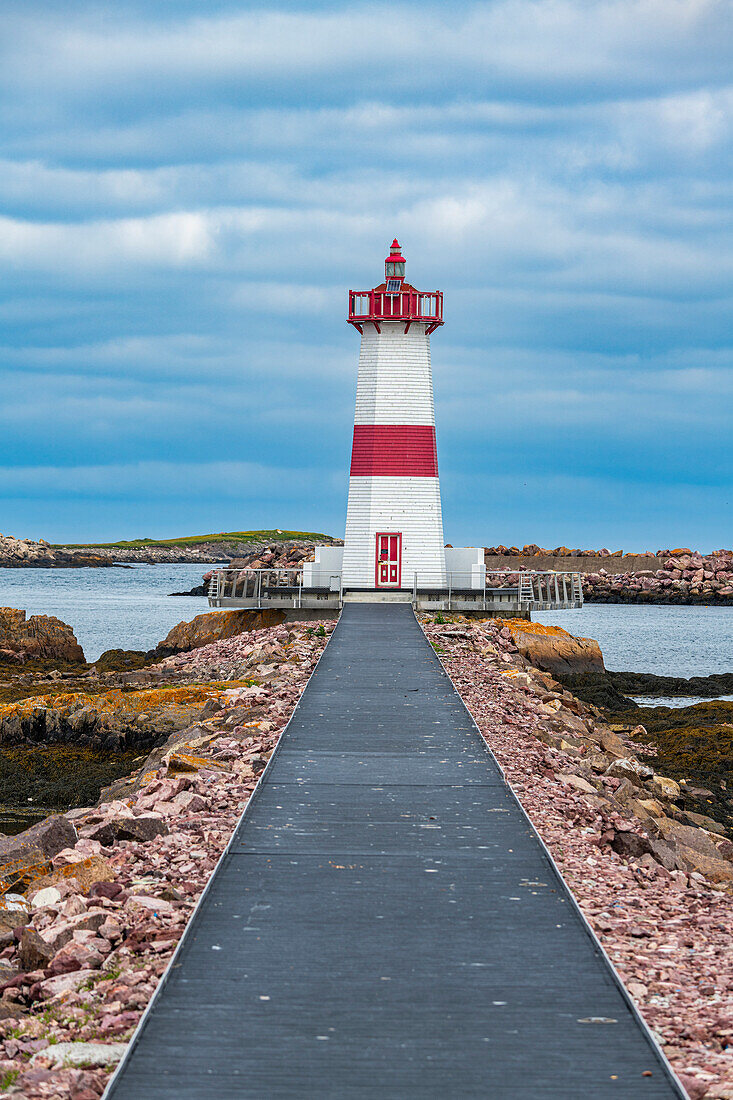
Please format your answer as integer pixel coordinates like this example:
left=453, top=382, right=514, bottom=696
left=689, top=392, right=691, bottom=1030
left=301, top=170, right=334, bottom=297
left=0, top=563, right=219, bottom=661
left=626, top=695, right=733, bottom=708
left=534, top=603, right=733, bottom=678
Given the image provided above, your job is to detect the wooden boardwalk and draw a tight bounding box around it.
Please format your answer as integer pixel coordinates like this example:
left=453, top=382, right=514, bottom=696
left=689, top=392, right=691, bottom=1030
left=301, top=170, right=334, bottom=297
left=106, top=604, right=683, bottom=1098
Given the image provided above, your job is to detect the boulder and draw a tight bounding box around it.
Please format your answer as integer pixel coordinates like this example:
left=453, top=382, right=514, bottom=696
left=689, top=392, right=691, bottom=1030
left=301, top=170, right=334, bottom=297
left=9, top=816, right=78, bottom=859
left=41, top=911, right=108, bottom=954
left=154, top=609, right=286, bottom=656
left=675, top=844, right=733, bottom=884
left=604, top=758, right=654, bottom=786
left=558, top=774, right=597, bottom=794
left=23, top=855, right=116, bottom=897
left=37, top=968, right=97, bottom=1000
left=87, top=815, right=169, bottom=846
left=655, top=818, right=727, bottom=862
left=0, top=901, right=30, bottom=939
left=29, top=886, right=62, bottom=909
left=647, top=838, right=680, bottom=871
left=30, top=1041, right=128, bottom=1068
left=0, top=816, right=77, bottom=894
left=0, top=608, right=85, bottom=663
left=48, top=938, right=105, bottom=975
left=610, top=831, right=653, bottom=860
left=89, top=882, right=124, bottom=901
left=649, top=775, right=681, bottom=801
left=19, top=928, right=54, bottom=971
left=501, top=621, right=604, bottom=677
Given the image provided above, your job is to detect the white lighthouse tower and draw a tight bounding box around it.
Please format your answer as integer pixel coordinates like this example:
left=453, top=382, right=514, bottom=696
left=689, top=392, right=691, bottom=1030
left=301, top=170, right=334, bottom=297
left=341, top=240, right=447, bottom=590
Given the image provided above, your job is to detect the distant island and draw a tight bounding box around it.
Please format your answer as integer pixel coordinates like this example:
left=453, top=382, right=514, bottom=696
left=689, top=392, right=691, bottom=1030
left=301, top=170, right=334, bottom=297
left=0, top=530, right=336, bottom=568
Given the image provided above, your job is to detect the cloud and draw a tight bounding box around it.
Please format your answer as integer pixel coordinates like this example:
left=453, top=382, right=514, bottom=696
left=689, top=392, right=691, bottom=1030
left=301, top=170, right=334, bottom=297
left=0, top=460, right=337, bottom=500
left=2, top=1, right=730, bottom=113
left=0, top=0, right=730, bottom=545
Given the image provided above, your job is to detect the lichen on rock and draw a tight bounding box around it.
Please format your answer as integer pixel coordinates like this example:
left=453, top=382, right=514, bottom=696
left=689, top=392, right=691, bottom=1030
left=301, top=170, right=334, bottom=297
left=501, top=619, right=605, bottom=676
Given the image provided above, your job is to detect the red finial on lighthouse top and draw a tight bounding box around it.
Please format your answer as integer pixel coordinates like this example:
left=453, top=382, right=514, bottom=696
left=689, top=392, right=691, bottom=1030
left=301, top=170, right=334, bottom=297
left=386, top=239, right=405, bottom=264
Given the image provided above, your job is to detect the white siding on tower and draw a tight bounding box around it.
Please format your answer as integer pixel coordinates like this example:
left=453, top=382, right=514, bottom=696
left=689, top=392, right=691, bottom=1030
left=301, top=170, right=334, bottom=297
left=342, top=317, right=447, bottom=589
left=342, top=476, right=446, bottom=588
left=353, top=323, right=436, bottom=426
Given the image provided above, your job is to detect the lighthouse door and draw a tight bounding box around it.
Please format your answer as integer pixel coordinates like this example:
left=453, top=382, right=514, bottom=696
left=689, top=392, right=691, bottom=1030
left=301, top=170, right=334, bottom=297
left=375, top=532, right=402, bottom=588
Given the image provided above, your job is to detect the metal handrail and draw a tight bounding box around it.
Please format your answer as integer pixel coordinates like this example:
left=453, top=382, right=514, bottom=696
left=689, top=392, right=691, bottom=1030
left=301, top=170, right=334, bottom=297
left=348, top=289, right=443, bottom=323
left=209, top=566, right=344, bottom=609
left=208, top=566, right=582, bottom=611
left=410, top=570, right=584, bottom=610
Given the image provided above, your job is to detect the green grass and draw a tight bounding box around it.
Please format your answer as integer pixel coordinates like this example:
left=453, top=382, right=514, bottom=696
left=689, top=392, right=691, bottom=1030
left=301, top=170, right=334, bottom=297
left=53, top=530, right=334, bottom=549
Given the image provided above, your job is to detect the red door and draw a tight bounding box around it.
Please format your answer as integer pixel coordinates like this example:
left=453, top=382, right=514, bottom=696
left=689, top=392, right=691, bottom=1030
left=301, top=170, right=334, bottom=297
left=375, top=532, right=402, bottom=588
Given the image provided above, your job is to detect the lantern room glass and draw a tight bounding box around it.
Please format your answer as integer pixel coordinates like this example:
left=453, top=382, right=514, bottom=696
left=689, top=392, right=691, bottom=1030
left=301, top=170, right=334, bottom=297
left=385, top=262, right=405, bottom=277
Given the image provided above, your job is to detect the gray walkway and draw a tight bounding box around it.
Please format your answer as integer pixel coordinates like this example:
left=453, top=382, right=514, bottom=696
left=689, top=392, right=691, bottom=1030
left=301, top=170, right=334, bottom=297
left=106, top=604, right=683, bottom=1098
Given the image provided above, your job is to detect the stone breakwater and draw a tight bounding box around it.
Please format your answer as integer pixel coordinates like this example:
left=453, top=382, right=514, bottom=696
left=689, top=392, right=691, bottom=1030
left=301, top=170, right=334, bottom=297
left=580, top=551, right=733, bottom=604
left=485, top=543, right=716, bottom=560
left=198, top=543, right=733, bottom=604
left=485, top=550, right=733, bottom=605
left=0, top=620, right=332, bottom=1098
left=423, top=618, right=733, bottom=1100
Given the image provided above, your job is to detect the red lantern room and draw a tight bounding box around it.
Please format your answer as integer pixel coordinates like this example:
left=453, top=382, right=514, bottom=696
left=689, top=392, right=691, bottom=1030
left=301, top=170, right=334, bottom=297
left=348, top=239, right=443, bottom=335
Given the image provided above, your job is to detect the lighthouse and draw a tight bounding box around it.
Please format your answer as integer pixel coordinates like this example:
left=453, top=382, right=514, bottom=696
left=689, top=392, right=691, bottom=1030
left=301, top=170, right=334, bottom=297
left=214, top=239, right=581, bottom=612
left=340, top=241, right=447, bottom=590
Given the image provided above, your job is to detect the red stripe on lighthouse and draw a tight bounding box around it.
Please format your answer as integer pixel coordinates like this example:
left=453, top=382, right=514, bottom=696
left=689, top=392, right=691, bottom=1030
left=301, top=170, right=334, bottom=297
left=350, top=425, right=438, bottom=477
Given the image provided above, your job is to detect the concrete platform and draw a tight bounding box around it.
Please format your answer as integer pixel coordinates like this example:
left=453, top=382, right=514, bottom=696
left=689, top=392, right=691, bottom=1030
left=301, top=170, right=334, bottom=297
left=342, top=589, right=413, bottom=603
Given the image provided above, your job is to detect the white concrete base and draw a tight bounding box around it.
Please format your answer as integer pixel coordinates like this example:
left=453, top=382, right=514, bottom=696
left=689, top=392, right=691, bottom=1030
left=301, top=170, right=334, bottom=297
left=303, top=546, right=344, bottom=590
left=444, top=547, right=486, bottom=590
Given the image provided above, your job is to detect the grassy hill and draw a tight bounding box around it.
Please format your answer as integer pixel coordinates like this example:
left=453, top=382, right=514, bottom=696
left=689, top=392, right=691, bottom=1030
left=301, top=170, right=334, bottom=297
left=54, top=530, right=333, bottom=549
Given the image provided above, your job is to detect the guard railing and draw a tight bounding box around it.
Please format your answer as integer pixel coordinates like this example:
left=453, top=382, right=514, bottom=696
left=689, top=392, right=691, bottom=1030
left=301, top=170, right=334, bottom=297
left=411, top=570, right=583, bottom=611
left=208, top=566, right=583, bottom=611
left=209, top=567, right=343, bottom=609
left=485, top=569, right=584, bottom=607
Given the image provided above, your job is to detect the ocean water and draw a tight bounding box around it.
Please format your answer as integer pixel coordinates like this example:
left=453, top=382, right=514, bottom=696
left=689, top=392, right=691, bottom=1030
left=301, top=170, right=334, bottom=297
left=0, top=563, right=218, bottom=661
left=627, top=695, right=733, bottom=708
left=534, top=603, right=733, bottom=678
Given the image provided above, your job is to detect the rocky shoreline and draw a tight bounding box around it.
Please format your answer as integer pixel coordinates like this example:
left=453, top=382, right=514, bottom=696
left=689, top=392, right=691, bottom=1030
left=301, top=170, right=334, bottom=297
left=0, top=611, right=730, bottom=1097
left=0, top=537, right=113, bottom=570
left=0, top=534, right=339, bottom=570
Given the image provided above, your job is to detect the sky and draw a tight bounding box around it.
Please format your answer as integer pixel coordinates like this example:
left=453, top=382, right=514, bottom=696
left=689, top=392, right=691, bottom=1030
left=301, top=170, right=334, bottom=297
left=0, top=0, right=731, bottom=551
